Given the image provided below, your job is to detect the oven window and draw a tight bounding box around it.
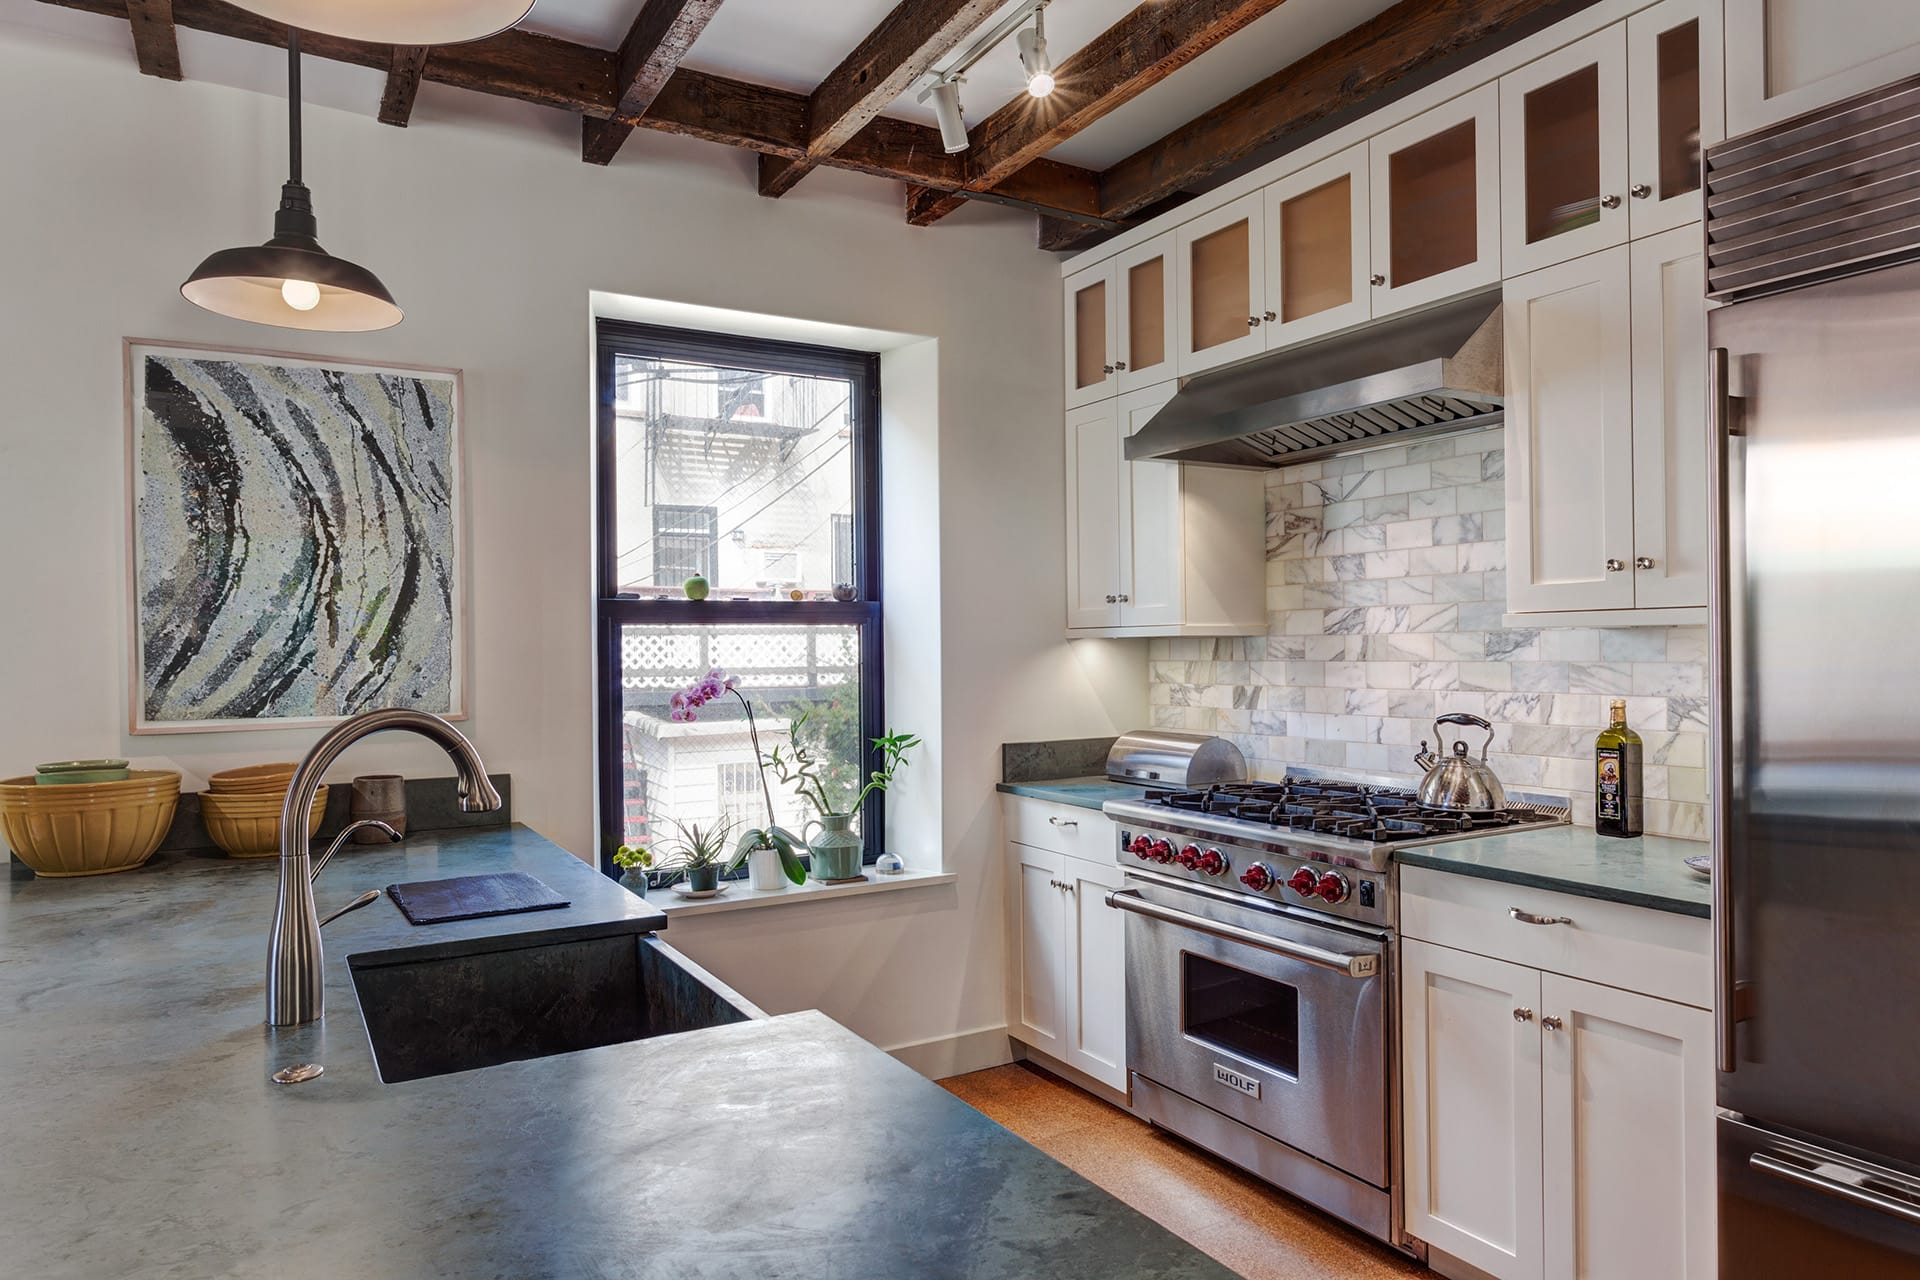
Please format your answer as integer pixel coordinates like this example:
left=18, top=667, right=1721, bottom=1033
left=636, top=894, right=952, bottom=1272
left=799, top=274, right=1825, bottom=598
left=1182, top=953, right=1301, bottom=1077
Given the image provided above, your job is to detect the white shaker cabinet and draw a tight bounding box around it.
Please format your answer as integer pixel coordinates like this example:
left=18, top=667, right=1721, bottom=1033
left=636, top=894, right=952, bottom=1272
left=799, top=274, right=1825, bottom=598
left=1369, top=83, right=1502, bottom=317
left=1064, top=261, right=1117, bottom=410
left=1009, top=839, right=1068, bottom=1059
left=1176, top=192, right=1267, bottom=375
left=1499, top=24, right=1629, bottom=276
left=1064, top=233, right=1178, bottom=407
left=1261, top=143, right=1373, bottom=348
left=1627, top=224, right=1710, bottom=610
left=1625, top=0, right=1722, bottom=238
left=1725, top=0, right=1920, bottom=137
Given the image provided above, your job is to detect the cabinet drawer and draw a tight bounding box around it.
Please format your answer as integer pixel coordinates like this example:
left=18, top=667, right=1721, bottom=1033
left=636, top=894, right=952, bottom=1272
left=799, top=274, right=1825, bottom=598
left=1400, top=865, right=1710, bottom=1008
left=1002, top=795, right=1114, bottom=861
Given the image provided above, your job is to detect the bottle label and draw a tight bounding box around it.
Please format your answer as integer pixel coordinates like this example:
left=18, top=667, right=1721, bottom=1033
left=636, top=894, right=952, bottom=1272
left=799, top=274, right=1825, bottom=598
left=1597, top=747, right=1624, bottom=821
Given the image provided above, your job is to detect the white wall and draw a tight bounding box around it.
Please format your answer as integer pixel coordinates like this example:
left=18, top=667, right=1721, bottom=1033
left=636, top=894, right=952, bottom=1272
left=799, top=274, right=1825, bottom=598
left=0, top=14, right=1147, bottom=1065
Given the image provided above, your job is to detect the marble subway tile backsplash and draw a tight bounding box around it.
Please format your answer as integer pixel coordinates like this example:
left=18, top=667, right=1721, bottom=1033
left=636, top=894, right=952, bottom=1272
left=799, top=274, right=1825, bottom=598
left=1148, top=426, right=1708, bottom=840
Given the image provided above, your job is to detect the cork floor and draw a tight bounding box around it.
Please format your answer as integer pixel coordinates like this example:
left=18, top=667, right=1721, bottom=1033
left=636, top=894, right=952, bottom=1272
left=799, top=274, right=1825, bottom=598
left=941, top=1063, right=1427, bottom=1280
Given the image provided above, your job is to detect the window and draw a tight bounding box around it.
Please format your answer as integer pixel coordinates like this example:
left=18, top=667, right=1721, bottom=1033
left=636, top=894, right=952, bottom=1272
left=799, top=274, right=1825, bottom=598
left=597, top=321, right=882, bottom=874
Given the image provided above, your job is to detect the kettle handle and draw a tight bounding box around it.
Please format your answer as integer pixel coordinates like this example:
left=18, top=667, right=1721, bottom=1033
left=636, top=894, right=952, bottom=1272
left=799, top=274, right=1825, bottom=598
left=1433, top=712, right=1496, bottom=760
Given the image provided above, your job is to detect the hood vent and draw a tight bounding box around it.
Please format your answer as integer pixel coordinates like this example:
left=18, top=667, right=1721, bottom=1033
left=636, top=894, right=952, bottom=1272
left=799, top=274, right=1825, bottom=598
left=1125, top=290, right=1504, bottom=468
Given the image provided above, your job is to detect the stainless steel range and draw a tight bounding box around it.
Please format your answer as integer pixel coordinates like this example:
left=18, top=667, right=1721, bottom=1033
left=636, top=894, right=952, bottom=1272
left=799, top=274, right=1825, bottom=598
left=1102, top=772, right=1568, bottom=1252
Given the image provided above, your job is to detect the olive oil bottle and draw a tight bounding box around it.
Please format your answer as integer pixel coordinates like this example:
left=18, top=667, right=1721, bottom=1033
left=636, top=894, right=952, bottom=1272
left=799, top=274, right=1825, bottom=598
left=1595, top=698, right=1643, bottom=838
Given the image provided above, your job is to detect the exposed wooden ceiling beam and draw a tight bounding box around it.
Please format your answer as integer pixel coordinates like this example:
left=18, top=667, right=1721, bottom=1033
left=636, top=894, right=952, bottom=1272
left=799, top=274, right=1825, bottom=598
left=125, top=0, right=181, bottom=79
left=37, top=0, right=1108, bottom=223
left=582, top=0, right=728, bottom=166
left=758, top=0, right=1001, bottom=198
left=377, top=47, right=429, bottom=127
left=909, top=0, right=1294, bottom=226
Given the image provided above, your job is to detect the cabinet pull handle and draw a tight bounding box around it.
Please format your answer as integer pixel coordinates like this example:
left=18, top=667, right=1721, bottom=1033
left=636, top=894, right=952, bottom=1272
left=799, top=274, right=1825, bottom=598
left=1606, top=558, right=1626, bottom=572
left=1513, top=1007, right=1534, bottom=1023
left=1048, top=816, right=1078, bottom=829
left=1510, top=907, right=1574, bottom=926
left=1542, top=1015, right=1565, bottom=1031
left=1631, top=183, right=1652, bottom=199
left=1601, top=193, right=1622, bottom=210
left=1370, top=273, right=1386, bottom=287
left=1635, top=555, right=1655, bottom=569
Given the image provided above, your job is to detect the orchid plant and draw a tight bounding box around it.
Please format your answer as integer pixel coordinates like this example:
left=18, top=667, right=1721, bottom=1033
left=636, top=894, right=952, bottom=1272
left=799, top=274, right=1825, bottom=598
left=668, top=668, right=808, bottom=885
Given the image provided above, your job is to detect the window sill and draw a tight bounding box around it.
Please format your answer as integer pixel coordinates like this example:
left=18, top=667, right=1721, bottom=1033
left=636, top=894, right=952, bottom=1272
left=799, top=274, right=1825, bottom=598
left=646, top=867, right=956, bottom=919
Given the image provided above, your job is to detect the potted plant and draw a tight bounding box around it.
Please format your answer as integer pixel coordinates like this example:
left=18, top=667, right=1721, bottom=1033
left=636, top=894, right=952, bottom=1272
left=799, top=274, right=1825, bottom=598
left=668, top=669, right=808, bottom=891
left=613, top=842, right=654, bottom=897
left=765, top=711, right=921, bottom=882
left=650, top=816, right=735, bottom=894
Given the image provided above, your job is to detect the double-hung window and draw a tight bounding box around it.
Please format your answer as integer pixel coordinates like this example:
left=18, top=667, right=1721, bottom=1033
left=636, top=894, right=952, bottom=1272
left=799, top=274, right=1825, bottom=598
left=595, top=321, right=883, bottom=873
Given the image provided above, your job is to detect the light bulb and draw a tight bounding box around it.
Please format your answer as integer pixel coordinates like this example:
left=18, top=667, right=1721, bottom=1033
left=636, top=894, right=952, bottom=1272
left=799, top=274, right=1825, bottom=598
left=1027, top=70, right=1055, bottom=98
left=281, top=278, right=321, bottom=311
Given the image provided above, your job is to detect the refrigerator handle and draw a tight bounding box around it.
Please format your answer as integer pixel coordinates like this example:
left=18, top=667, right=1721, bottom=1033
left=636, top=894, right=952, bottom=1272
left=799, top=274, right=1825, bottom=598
left=1709, top=346, right=1741, bottom=1073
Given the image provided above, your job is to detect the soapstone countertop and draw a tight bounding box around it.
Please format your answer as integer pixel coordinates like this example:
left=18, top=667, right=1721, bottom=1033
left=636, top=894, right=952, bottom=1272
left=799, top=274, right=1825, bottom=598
left=1396, top=825, right=1712, bottom=917
left=0, top=824, right=1233, bottom=1279
left=995, top=777, right=1153, bottom=811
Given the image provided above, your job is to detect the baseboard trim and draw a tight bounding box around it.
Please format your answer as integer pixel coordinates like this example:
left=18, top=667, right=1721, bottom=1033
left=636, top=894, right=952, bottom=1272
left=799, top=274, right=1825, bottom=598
left=886, top=1024, right=1015, bottom=1080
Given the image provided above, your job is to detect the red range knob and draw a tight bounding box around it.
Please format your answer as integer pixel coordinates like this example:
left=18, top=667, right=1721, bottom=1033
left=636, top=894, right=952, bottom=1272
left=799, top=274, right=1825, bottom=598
left=1239, top=862, right=1275, bottom=892
left=1128, top=834, right=1154, bottom=858
left=1197, top=848, right=1228, bottom=876
left=1286, top=867, right=1320, bottom=897
left=1150, top=839, right=1175, bottom=864
left=1315, top=870, right=1352, bottom=904
left=1176, top=844, right=1202, bottom=869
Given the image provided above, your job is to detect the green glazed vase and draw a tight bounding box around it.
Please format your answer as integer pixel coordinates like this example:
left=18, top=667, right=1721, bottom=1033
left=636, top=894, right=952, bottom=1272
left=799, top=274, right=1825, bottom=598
left=806, top=813, right=864, bottom=881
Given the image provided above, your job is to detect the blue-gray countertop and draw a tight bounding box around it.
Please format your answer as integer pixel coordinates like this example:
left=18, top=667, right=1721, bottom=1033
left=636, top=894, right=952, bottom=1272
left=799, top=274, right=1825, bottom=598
left=0, top=824, right=1233, bottom=1279
left=996, top=776, right=1151, bottom=810
left=1396, top=826, right=1712, bottom=918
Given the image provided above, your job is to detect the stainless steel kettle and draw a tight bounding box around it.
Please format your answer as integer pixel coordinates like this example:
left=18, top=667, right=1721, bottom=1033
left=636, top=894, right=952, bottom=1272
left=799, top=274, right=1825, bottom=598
left=1413, top=713, right=1507, bottom=812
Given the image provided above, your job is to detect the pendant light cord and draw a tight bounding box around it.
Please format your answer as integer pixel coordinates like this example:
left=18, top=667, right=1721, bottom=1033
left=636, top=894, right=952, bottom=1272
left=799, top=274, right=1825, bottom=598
left=287, top=28, right=302, bottom=186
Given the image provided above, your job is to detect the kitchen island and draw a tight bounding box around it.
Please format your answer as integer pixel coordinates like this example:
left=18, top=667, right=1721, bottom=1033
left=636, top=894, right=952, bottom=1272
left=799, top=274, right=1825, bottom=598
left=0, top=825, right=1232, bottom=1279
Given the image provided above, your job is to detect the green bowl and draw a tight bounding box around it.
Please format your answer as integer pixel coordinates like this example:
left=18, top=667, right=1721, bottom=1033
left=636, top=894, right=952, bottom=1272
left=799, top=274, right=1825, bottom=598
left=34, top=759, right=132, bottom=785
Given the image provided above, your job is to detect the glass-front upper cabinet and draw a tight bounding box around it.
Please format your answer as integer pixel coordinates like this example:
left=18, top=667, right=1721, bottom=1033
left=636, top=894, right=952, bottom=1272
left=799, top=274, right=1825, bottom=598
left=1263, top=143, right=1371, bottom=348
left=1499, top=24, right=1628, bottom=275
left=1368, top=84, right=1501, bottom=317
left=1114, top=233, right=1176, bottom=395
left=1627, top=0, right=1722, bottom=237
left=1176, top=191, right=1266, bottom=375
left=1064, top=261, right=1117, bottom=409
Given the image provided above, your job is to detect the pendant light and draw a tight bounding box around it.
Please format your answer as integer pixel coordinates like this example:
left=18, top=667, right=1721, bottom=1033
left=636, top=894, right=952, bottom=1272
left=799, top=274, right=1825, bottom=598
left=225, top=0, right=533, bottom=46
left=181, top=31, right=401, bottom=332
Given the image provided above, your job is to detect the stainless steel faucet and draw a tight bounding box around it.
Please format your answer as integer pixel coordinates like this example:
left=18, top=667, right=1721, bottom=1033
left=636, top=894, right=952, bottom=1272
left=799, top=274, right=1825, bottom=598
left=268, top=709, right=502, bottom=1027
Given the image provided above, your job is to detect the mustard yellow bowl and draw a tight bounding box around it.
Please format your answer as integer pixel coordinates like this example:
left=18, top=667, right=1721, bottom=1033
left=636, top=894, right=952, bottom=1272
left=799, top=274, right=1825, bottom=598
left=199, top=785, right=327, bottom=858
left=0, top=771, right=181, bottom=877
left=206, top=763, right=299, bottom=795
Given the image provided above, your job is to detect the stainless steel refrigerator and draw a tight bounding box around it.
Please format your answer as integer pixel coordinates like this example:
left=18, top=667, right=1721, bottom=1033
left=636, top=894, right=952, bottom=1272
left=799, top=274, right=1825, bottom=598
left=1707, top=73, right=1920, bottom=1277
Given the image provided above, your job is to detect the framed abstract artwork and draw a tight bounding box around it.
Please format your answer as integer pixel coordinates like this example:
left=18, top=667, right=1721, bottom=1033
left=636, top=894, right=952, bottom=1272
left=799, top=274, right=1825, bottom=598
left=124, top=340, right=466, bottom=733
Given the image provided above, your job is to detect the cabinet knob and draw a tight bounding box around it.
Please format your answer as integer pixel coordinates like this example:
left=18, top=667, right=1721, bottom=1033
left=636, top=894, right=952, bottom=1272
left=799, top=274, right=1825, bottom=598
left=1606, top=558, right=1626, bottom=572
left=1263, top=310, right=1277, bottom=322
left=1104, top=594, right=1116, bottom=603
left=1117, top=593, right=1129, bottom=603
left=1370, top=273, right=1386, bottom=287
left=1248, top=315, right=1261, bottom=327
left=1635, top=555, right=1655, bottom=570
left=1601, top=193, right=1622, bottom=210
left=1113, top=361, right=1127, bottom=371
left=1542, top=1015, right=1565, bottom=1032
left=1101, top=363, right=1115, bottom=374
left=1631, top=183, right=1653, bottom=199
left=1513, top=1007, right=1535, bottom=1023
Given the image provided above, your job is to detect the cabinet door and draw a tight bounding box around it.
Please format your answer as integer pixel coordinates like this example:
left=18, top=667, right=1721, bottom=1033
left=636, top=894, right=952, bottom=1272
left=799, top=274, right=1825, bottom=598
left=1119, top=384, right=1182, bottom=629
left=1627, top=0, right=1722, bottom=238
left=1629, top=226, right=1710, bottom=609
left=1061, top=855, right=1127, bottom=1092
left=1539, top=974, right=1716, bottom=1279
left=1504, top=246, right=1637, bottom=614
left=1370, top=84, right=1502, bottom=317
left=1008, top=841, right=1067, bottom=1056
left=1065, top=401, right=1123, bottom=629
left=1263, top=144, right=1371, bottom=347
left=1176, top=192, right=1266, bottom=374
left=1725, top=0, right=1920, bottom=136
left=1402, top=939, right=1545, bottom=1280
left=1065, top=262, right=1117, bottom=409
left=1500, top=25, right=1628, bottom=276
left=1115, top=234, right=1176, bottom=395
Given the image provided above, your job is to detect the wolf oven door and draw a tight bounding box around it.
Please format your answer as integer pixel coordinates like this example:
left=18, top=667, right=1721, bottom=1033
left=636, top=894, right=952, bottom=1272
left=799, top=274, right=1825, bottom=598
left=1114, top=873, right=1390, bottom=1187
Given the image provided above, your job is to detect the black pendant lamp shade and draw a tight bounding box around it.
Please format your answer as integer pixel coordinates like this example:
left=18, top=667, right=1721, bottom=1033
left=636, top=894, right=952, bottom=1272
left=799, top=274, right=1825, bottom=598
left=181, top=31, right=401, bottom=332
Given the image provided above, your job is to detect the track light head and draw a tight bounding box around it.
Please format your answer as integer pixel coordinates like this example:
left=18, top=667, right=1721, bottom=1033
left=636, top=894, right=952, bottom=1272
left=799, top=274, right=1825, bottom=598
left=926, top=78, right=969, bottom=153
left=1018, top=12, right=1053, bottom=98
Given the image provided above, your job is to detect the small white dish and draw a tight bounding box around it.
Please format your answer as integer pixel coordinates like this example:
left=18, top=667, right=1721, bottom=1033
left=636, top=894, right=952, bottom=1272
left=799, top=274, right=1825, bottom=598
left=1683, top=854, right=1712, bottom=880
left=669, top=881, right=731, bottom=900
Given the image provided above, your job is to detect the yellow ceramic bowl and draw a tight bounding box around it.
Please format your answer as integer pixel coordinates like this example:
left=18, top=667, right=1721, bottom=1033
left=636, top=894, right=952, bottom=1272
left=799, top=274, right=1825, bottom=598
left=199, top=785, right=328, bottom=858
left=0, top=771, right=181, bottom=877
left=206, top=763, right=299, bottom=795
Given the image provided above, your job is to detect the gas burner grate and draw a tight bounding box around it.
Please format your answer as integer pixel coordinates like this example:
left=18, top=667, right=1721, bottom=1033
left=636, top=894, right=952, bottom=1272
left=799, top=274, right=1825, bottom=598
left=1140, top=778, right=1547, bottom=844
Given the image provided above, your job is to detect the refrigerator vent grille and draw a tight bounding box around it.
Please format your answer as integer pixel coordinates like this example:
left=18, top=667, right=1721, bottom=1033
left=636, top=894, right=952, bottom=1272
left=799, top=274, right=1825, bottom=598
left=1705, top=71, right=1920, bottom=300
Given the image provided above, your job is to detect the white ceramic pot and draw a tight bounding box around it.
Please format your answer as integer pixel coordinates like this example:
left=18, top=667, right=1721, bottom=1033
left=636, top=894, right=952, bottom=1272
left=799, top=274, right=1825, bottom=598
left=748, top=846, right=787, bottom=892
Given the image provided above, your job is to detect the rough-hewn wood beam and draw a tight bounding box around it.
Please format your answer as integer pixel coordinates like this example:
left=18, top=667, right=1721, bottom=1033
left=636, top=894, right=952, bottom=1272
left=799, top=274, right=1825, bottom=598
left=126, top=0, right=181, bottom=79
left=1098, top=0, right=1590, bottom=219
left=910, top=0, right=1293, bottom=226
left=759, top=0, right=1001, bottom=198
left=582, top=0, right=727, bottom=165
left=378, top=46, right=429, bottom=126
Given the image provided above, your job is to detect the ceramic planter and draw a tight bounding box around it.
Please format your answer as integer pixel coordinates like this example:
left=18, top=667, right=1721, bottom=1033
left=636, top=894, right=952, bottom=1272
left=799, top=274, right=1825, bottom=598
left=805, top=812, right=864, bottom=881
left=684, top=864, right=720, bottom=893
left=747, top=846, right=788, bottom=892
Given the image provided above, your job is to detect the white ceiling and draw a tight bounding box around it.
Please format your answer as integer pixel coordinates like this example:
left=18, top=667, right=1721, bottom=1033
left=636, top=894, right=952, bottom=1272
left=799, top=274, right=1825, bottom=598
left=518, top=0, right=1402, bottom=171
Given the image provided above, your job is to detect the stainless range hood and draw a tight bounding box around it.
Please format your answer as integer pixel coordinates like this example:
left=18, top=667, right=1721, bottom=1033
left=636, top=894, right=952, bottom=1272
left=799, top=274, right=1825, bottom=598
left=1125, top=290, right=1504, bottom=468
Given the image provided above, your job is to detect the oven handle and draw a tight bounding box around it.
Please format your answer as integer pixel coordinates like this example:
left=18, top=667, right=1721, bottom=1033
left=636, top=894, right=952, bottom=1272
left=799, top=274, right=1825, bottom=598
left=1103, top=888, right=1381, bottom=978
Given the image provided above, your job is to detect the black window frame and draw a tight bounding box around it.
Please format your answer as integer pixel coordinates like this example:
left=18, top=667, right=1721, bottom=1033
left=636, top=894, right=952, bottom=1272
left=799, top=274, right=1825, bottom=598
left=595, top=320, right=884, bottom=875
